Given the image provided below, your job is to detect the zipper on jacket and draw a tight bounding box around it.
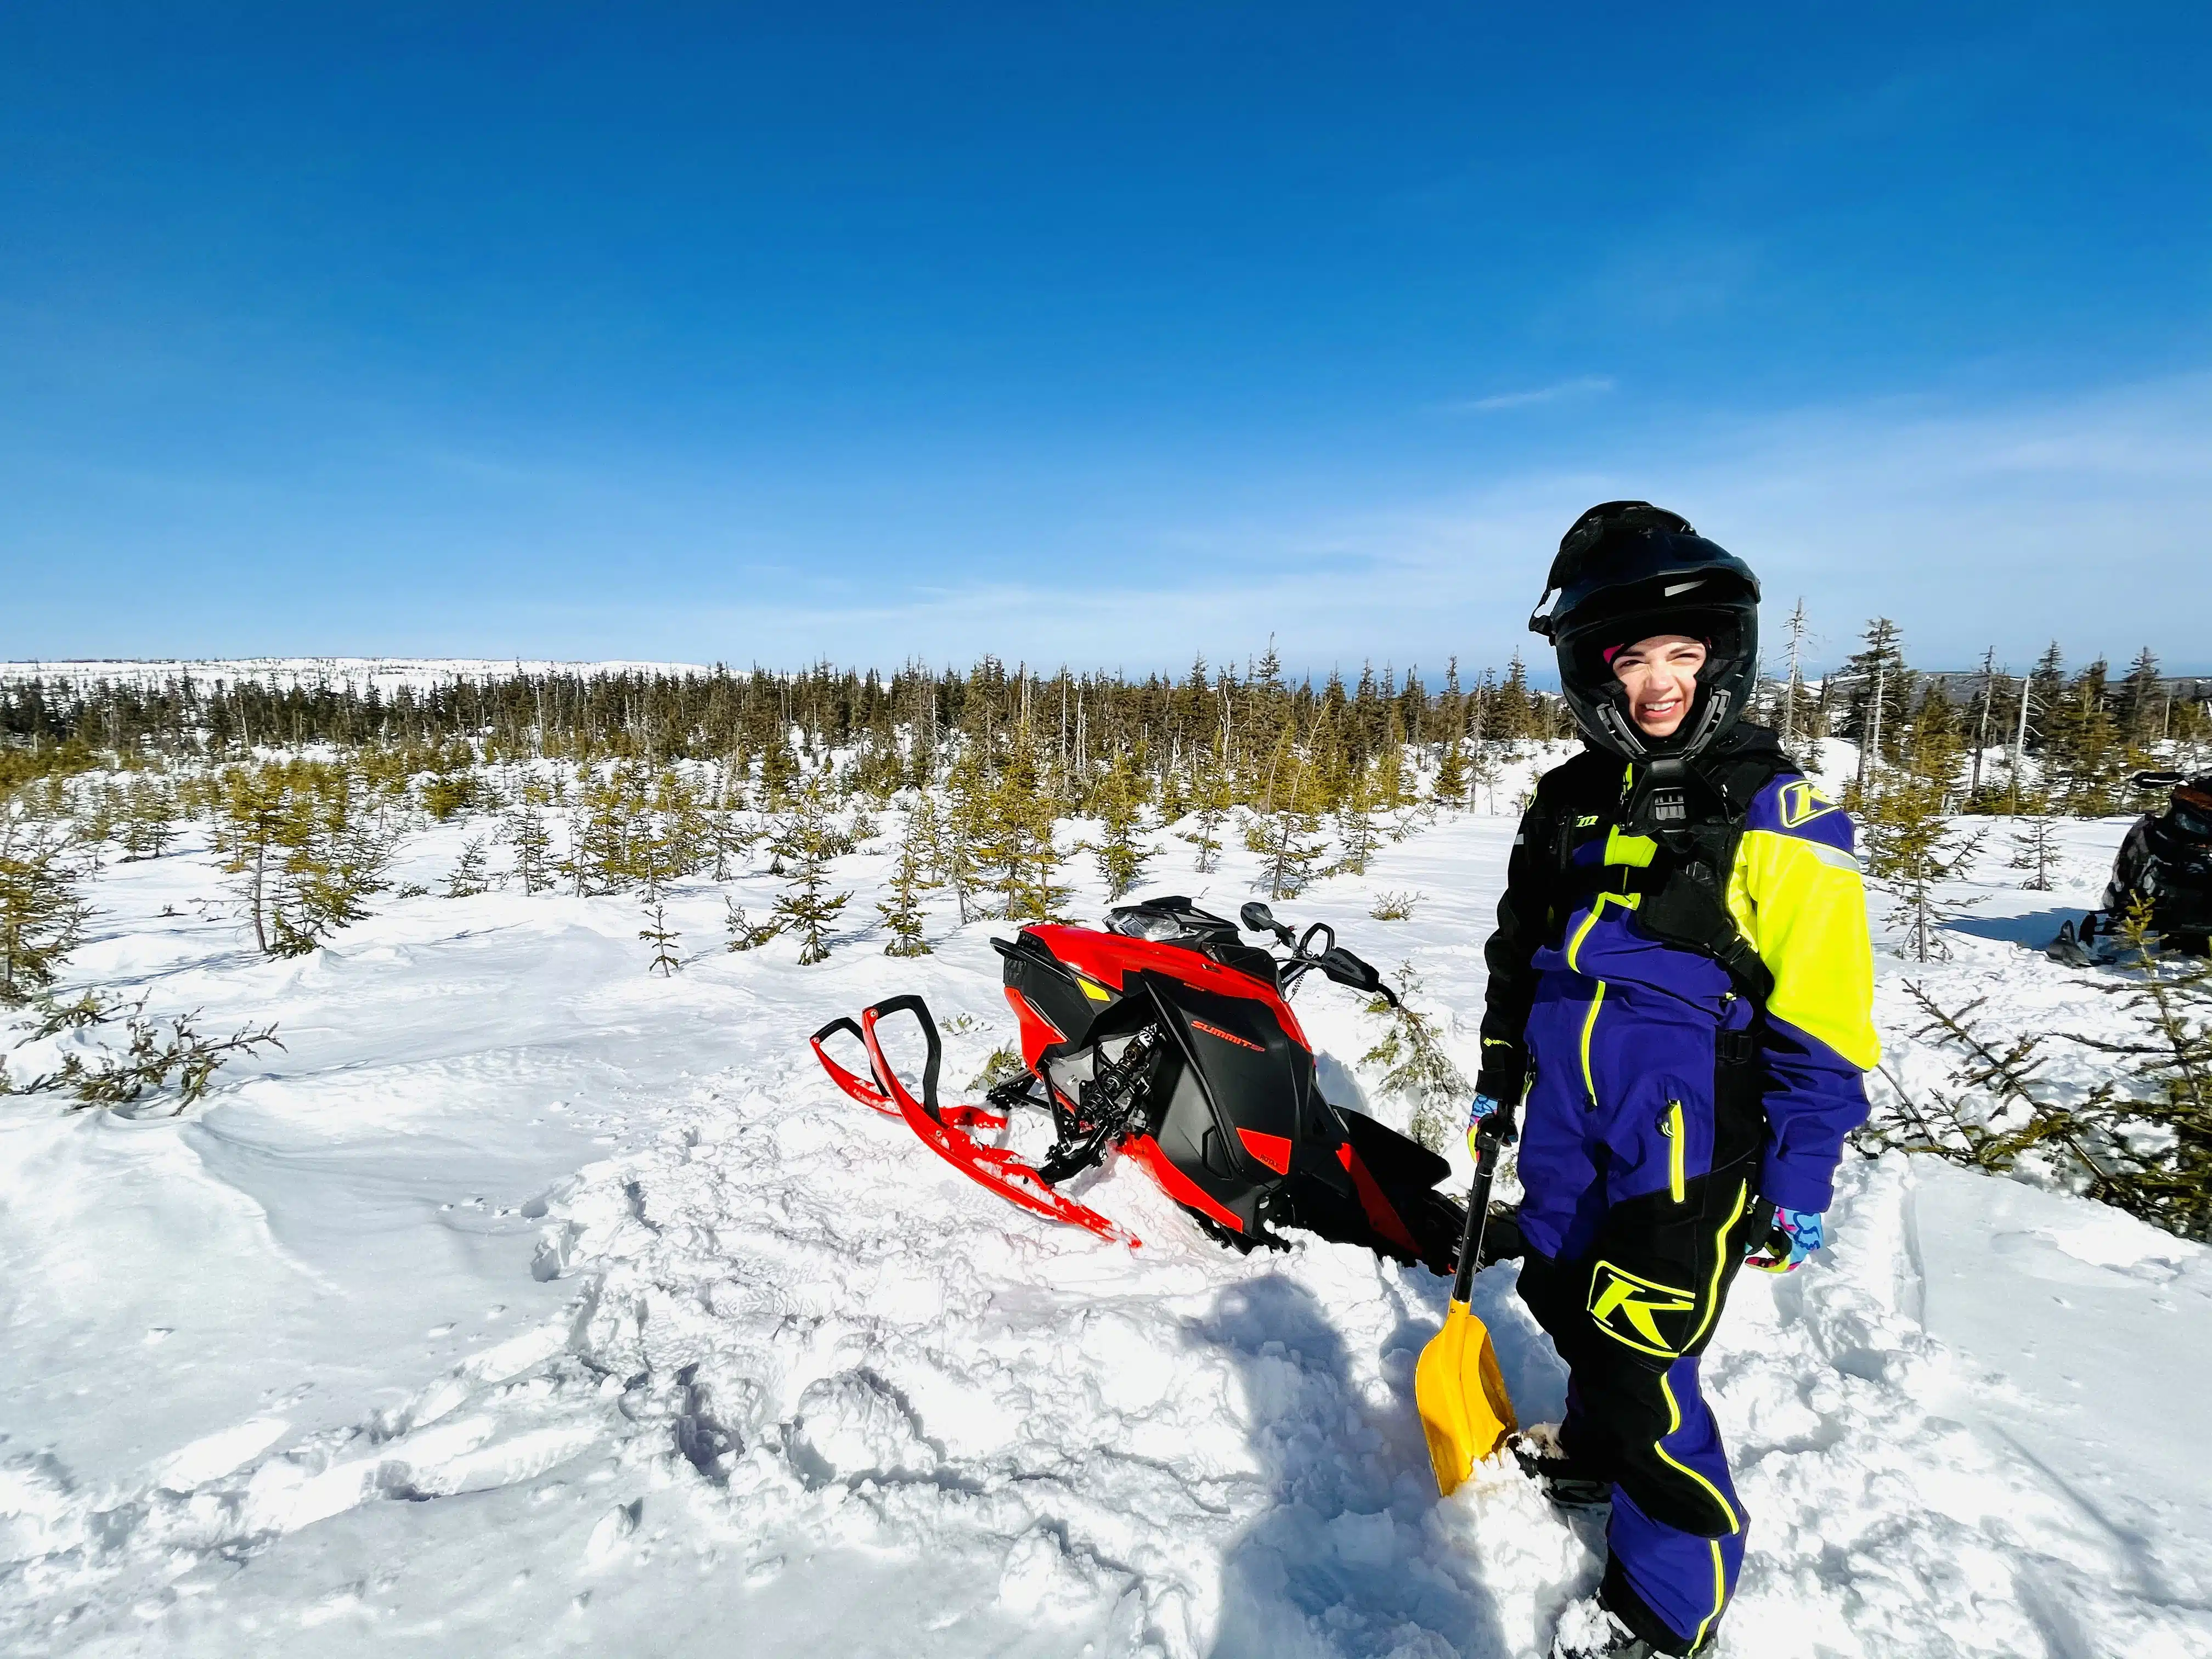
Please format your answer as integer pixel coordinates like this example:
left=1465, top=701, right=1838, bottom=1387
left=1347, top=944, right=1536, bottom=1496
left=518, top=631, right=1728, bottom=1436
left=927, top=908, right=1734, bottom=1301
left=1567, top=891, right=1637, bottom=1109
left=1664, top=1101, right=1686, bottom=1204
left=1577, top=983, right=1606, bottom=1107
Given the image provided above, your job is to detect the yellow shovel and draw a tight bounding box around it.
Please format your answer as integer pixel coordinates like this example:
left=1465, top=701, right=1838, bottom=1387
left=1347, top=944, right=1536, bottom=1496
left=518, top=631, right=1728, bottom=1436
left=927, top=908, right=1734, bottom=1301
left=1416, top=1114, right=1519, bottom=1497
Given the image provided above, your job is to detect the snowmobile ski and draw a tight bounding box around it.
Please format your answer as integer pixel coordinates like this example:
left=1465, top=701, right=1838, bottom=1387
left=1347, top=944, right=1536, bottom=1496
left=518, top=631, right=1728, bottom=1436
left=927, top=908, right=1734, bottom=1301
left=810, top=997, right=1137, bottom=1245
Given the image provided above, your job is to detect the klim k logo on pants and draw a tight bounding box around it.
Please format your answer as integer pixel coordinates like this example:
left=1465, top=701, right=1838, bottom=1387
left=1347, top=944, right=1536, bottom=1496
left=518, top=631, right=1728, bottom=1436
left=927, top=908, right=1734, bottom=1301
left=1587, top=1261, right=1699, bottom=1357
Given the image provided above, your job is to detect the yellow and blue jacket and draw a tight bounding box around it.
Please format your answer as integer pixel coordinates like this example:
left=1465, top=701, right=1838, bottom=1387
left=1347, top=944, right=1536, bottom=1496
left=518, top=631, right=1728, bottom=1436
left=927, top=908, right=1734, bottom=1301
left=1477, top=727, right=1877, bottom=1261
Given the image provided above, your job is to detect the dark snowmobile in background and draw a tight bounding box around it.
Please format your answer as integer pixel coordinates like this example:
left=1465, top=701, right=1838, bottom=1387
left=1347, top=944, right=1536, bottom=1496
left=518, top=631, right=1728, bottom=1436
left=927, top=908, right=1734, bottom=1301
left=2049, top=769, right=2212, bottom=964
left=811, top=897, right=1464, bottom=1269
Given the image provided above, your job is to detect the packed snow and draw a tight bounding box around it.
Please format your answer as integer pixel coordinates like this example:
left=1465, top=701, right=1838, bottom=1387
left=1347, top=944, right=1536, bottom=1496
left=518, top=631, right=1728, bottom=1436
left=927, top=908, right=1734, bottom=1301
left=2, top=789, right=2207, bottom=1658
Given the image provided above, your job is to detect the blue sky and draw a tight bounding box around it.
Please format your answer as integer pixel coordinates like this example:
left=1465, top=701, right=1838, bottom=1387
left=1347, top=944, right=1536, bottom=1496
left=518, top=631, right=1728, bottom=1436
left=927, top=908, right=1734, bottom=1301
left=4, top=3, right=2209, bottom=676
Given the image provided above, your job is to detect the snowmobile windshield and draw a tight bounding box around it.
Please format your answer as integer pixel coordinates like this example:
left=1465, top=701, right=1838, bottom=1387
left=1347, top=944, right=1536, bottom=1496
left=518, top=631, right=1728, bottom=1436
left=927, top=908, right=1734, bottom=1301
left=1105, top=898, right=1243, bottom=948
left=2169, top=792, right=2212, bottom=840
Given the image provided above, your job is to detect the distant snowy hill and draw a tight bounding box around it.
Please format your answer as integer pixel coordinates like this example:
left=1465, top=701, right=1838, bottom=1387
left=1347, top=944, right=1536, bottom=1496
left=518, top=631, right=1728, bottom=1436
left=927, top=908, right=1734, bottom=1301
left=0, top=658, right=717, bottom=693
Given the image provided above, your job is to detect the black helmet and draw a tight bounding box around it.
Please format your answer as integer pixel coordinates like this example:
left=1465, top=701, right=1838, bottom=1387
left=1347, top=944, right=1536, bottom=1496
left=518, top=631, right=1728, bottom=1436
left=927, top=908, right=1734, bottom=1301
left=1528, top=501, right=1760, bottom=760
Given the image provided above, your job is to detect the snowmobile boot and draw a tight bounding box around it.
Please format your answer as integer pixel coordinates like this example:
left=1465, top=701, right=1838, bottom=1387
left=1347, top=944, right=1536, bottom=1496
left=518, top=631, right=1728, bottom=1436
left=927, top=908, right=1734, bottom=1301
left=1550, top=1595, right=1704, bottom=1658
left=1513, top=1423, right=1612, bottom=1511
left=2046, top=917, right=2097, bottom=968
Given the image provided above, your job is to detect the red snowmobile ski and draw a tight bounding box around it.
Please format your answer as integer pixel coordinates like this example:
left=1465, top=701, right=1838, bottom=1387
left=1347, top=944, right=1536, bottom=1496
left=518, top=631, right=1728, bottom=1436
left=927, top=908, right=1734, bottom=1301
left=810, top=896, right=1465, bottom=1269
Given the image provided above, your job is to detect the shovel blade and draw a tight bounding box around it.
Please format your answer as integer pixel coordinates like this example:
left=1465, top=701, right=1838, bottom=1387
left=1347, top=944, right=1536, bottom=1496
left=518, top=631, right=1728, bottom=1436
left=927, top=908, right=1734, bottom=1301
left=1415, top=1297, right=1517, bottom=1498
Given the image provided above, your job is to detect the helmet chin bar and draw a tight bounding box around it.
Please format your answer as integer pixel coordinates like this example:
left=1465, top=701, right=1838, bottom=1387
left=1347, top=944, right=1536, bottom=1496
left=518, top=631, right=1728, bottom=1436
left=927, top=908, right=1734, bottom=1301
left=1589, top=685, right=1733, bottom=764
left=1595, top=702, right=1647, bottom=757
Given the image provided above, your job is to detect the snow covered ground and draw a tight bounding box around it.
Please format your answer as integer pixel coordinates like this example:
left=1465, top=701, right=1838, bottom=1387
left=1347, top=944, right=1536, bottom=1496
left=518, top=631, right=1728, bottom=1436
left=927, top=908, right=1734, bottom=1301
left=3, top=797, right=2208, bottom=1658
left=0, top=659, right=712, bottom=693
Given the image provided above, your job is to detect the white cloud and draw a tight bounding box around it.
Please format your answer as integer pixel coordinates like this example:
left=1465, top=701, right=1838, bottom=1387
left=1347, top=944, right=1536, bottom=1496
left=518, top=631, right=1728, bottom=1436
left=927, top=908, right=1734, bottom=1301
left=585, top=371, right=2212, bottom=677
left=1438, top=375, right=1617, bottom=414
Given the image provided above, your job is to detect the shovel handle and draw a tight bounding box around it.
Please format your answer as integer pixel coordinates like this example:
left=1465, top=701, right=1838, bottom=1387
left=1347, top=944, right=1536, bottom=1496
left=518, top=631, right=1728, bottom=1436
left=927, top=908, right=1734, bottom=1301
left=1449, top=1109, right=1515, bottom=1304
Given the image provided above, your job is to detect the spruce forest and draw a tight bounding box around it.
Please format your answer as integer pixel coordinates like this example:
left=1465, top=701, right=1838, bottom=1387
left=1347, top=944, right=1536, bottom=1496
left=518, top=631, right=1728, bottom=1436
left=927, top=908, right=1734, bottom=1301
left=3, top=625, right=2210, bottom=1238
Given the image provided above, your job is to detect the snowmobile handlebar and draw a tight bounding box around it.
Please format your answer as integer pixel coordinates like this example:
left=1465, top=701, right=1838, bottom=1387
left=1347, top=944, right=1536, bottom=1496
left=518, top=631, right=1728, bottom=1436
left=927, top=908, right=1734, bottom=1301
left=1240, top=902, right=1398, bottom=1007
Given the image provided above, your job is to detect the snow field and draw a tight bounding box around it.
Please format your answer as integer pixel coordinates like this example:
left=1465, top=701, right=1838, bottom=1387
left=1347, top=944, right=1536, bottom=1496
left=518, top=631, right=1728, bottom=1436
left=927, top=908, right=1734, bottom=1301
left=1, top=794, right=2208, bottom=1657
left=0, top=658, right=714, bottom=694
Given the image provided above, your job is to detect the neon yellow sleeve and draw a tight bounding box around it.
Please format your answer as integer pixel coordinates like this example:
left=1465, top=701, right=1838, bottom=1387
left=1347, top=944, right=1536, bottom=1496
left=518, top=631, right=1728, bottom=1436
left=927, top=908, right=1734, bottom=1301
left=1727, top=828, right=1881, bottom=1071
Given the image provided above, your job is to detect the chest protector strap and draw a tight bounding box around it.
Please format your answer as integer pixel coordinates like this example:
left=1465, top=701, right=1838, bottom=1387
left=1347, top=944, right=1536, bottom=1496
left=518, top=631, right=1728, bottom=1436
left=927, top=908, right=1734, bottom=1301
left=1612, top=751, right=1789, bottom=1013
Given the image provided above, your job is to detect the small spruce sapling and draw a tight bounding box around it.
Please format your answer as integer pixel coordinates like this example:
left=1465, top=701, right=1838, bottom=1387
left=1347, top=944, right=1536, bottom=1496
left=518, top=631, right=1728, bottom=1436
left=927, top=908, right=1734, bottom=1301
left=723, top=898, right=782, bottom=953
left=1861, top=701, right=1984, bottom=962
left=1360, top=963, right=1468, bottom=1153
left=940, top=746, right=994, bottom=923
left=1179, top=746, right=1231, bottom=874
left=2008, top=792, right=2062, bottom=892
left=447, top=837, right=493, bottom=898
left=639, top=900, right=683, bottom=976
left=1085, top=747, right=1155, bottom=901
left=505, top=790, right=558, bottom=895
left=992, top=734, right=1071, bottom=924
left=0, top=806, right=93, bottom=1006
left=769, top=781, right=851, bottom=964
left=1333, top=760, right=1382, bottom=877
left=1245, top=733, right=1328, bottom=901
left=19, top=992, right=284, bottom=1115
left=877, top=801, right=941, bottom=957
left=119, top=777, right=179, bottom=861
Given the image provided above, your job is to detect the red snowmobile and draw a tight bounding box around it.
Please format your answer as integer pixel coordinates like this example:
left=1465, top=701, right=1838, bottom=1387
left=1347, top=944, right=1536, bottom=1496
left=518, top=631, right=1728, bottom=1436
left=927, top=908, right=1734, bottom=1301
left=810, top=896, right=1465, bottom=1269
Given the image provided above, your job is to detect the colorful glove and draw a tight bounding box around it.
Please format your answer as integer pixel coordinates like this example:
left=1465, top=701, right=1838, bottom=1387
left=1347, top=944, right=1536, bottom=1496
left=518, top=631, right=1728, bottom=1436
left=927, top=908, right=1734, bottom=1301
left=1466, top=1093, right=1517, bottom=1153
left=1745, top=1205, right=1824, bottom=1273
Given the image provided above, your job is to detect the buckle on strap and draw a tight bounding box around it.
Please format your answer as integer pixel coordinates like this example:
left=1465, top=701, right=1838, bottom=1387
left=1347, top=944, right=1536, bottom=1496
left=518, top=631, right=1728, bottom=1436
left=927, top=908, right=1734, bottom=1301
left=1717, top=1028, right=1759, bottom=1066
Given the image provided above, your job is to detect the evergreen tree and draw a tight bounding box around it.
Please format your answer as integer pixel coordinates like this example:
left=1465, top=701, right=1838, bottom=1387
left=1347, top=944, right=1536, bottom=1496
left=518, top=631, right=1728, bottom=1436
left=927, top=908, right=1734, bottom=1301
left=1374, top=706, right=1410, bottom=815
left=759, top=728, right=801, bottom=805
left=723, top=897, right=781, bottom=953
left=565, top=764, right=652, bottom=895
left=1432, top=738, right=1468, bottom=806
left=2076, top=905, right=2212, bottom=1240
left=769, top=780, right=851, bottom=964
left=214, top=763, right=294, bottom=955
left=877, top=800, right=941, bottom=957
left=272, top=765, right=392, bottom=952
left=940, top=741, right=994, bottom=923
left=639, top=899, right=682, bottom=976
left=2023, top=641, right=2067, bottom=764
left=504, top=787, right=557, bottom=895
left=2047, top=660, right=2126, bottom=816
left=1245, top=731, right=1329, bottom=900
left=1333, top=757, right=1383, bottom=877
left=1180, top=741, right=1231, bottom=873
left=1084, top=746, right=1155, bottom=901
left=642, top=766, right=713, bottom=888
left=447, top=837, right=493, bottom=898
left=2008, top=791, right=2062, bottom=891
left=1838, top=618, right=1910, bottom=787
left=1493, top=653, right=1537, bottom=740
left=992, top=730, right=1070, bottom=924
left=118, top=776, right=179, bottom=861
left=1861, top=710, right=1985, bottom=963
left=2118, top=647, right=2165, bottom=755
left=1360, top=963, right=1468, bottom=1153
left=0, top=806, right=92, bottom=1006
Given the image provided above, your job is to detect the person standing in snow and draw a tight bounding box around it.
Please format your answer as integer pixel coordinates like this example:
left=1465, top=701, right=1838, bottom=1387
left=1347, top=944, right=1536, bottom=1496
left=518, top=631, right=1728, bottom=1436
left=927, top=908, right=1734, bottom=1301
left=1470, top=502, right=1878, bottom=1658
